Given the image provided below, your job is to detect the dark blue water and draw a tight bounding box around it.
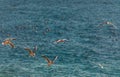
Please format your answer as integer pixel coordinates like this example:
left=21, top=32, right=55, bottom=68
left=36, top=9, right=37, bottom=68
left=0, top=0, right=120, bottom=77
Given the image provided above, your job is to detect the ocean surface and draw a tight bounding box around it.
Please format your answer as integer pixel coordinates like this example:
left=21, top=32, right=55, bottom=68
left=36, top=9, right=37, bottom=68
left=0, top=0, right=120, bottom=77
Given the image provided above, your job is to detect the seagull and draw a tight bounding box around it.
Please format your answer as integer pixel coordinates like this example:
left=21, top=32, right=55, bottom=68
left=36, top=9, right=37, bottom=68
left=98, top=63, right=104, bottom=69
left=43, top=28, right=50, bottom=35
left=54, top=39, right=68, bottom=44
left=98, top=21, right=118, bottom=29
left=24, top=46, right=37, bottom=57
left=42, top=55, right=58, bottom=66
left=2, top=38, right=16, bottom=48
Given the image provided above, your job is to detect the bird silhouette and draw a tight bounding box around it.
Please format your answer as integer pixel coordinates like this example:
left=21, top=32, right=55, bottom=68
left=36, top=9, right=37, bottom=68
left=54, top=39, right=68, bottom=44
left=98, top=21, right=117, bottom=29
left=2, top=38, right=16, bottom=48
left=24, top=46, right=37, bottom=57
left=42, top=55, right=58, bottom=66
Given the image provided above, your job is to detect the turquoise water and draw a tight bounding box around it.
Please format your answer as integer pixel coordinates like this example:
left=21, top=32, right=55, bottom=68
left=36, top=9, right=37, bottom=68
left=0, top=0, right=120, bottom=77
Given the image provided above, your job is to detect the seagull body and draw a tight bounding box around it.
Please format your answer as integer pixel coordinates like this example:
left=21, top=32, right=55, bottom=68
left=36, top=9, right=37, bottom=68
left=42, top=55, right=58, bottom=66
left=2, top=38, right=16, bottom=48
left=54, top=39, right=68, bottom=44
left=24, top=46, right=37, bottom=57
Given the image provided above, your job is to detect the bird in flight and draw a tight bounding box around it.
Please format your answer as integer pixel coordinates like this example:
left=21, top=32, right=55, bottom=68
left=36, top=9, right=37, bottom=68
left=54, top=39, right=68, bottom=44
left=98, top=21, right=118, bottom=29
left=24, top=46, right=37, bottom=57
left=2, top=38, right=16, bottom=48
left=98, top=63, right=104, bottom=69
left=42, top=55, right=58, bottom=66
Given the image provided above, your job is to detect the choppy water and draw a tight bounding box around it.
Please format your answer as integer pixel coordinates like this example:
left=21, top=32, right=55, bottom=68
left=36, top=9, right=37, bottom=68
left=0, top=0, right=120, bottom=77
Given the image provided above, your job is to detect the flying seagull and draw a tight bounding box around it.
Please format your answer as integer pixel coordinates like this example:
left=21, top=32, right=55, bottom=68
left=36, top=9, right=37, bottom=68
left=98, top=63, right=104, bottom=69
left=2, top=38, right=16, bottom=48
left=24, top=46, right=37, bottom=57
left=54, top=39, right=68, bottom=44
left=42, top=55, right=58, bottom=66
left=98, top=21, right=118, bottom=29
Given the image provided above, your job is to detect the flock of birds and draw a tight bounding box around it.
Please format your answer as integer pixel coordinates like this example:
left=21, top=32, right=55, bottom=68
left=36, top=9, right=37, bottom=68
left=1, top=37, right=68, bottom=66
left=1, top=21, right=118, bottom=68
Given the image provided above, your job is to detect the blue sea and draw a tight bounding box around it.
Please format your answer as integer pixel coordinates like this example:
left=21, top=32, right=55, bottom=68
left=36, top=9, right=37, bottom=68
left=0, top=0, right=120, bottom=77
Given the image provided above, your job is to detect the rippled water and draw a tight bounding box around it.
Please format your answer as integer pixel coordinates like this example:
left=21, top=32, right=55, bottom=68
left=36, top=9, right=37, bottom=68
left=0, top=0, right=120, bottom=77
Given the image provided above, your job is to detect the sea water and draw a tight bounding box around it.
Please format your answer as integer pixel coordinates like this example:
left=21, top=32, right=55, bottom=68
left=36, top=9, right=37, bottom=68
left=0, top=0, right=120, bottom=77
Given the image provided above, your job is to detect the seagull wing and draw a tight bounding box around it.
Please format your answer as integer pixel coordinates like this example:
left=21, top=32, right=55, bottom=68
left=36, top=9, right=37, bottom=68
left=111, top=24, right=118, bottom=29
left=33, top=45, right=37, bottom=52
left=97, top=23, right=104, bottom=28
left=24, top=48, right=32, bottom=53
left=9, top=42, right=15, bottom=48
left=53, top=56, right=58, bottom=62
left=42, top=55, right=51, bottom=63
left=5, top=38, right=16, bottom=41
left=11, top=38, right=16, bottom=40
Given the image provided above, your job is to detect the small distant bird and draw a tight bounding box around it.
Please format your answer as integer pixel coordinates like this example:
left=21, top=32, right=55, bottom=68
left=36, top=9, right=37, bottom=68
left=2, top=38, right=16, bottom=48
left=43, top=28, right=50, bottom=35
left=24, top=46, right=37, bottom=57
left=42, top=55, right=58, bottom=66
left=98, top=21, right=117, bottom=29
left=54, top=39, right=68, bottom=44
left=98, top=63, right=104, bottom=69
